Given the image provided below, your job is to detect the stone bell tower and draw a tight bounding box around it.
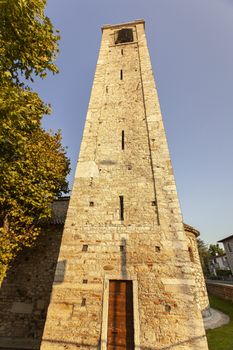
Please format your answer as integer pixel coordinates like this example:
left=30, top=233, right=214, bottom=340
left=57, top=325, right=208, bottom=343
left=41, top=20, right=209, bottom=350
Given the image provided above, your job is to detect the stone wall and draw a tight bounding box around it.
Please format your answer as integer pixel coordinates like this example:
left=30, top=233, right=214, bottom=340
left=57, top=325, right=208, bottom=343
left=41, top=20, right=209, bottom=350
left=184, top=225, right=210, bottom=317
left=0, top=199, right=68, bottom=350
left=0, top=197, right=208, bottom=350
left=207, top=281, right=233, bottom=303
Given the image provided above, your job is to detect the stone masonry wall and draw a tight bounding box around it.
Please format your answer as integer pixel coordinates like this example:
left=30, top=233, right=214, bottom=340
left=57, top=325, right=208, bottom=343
left=41, top=20, right=208, bottom=350
left=184, top=227, right=210, bottom=317
left=0, top=199, right=68, bottom=350
left=0, top=203, right=208, bottom=349
left=207, top=281, right=233, bottom=303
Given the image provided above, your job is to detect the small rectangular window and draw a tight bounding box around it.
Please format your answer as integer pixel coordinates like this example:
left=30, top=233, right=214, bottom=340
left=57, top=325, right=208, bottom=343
left=81, top=298, right=86, bottom=306
left=120, top=69, right=123, bottom=80
left=121, top=49, right=124, bottom=55
left=165, top=304, right=171, bottom=313
left=119, top=196, right=124, bottom=221
left=121, top=130, right=125, bottom=150
left=82, top=245, right=88, bottom=252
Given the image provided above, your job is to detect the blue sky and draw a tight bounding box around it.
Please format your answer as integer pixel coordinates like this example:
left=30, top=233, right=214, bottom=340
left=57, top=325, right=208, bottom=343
left=34, top=0, right=233, bottom=245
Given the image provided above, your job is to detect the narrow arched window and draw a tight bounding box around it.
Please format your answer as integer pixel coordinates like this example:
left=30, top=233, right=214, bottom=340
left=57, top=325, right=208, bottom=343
left=188, top=246, right=194, bottom=262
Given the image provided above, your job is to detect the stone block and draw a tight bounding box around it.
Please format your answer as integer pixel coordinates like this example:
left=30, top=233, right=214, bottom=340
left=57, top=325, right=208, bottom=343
left=48, top=302, right=73, bottom=320
left=11, top=302, right=33, bottom=314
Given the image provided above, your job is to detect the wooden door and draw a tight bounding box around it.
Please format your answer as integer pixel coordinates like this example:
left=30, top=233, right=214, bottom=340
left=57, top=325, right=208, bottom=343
left=107, top=280, right=134, bottom=350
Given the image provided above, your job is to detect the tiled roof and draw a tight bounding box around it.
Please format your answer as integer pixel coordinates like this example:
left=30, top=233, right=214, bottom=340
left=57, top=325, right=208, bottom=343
left=183, top=223, right=200, bottom=237
left=218, top=234, right=233, bottom=243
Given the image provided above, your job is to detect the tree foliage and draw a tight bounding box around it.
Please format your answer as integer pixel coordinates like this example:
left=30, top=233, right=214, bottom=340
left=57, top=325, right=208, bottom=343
left=0, top=0, right=69, bottom=281
left=197, top=240, right=226, bottom=277
left=197, top=238, right=210, bottom=276
left=0, top=124, right=69, bottom=278
left=208, top=244, right=224, bottom=257
left=0, top=0, right=59, bottom=85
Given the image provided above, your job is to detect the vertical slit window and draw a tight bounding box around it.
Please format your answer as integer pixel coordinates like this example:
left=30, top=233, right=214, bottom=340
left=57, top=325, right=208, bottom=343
left=119, top=196, right=124, bottom=221
left=188, top=247, right=194, bottom=262
left=120, top=69, right=123, bottom=80
left=121, top=49, right=124, bottom=55
left=121, top=130, right=125, bottom=150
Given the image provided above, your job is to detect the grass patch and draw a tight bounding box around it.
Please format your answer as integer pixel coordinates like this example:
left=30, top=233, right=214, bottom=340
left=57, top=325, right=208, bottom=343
left=207, top=294, right=233, bottom=350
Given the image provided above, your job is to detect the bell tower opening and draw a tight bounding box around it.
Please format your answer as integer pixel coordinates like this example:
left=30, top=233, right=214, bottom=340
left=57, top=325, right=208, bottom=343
left=115, top=28, right=134, bottom=44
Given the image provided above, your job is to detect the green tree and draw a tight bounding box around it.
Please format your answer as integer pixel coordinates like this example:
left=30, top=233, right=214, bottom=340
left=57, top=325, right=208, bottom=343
left=197, top=238, right=211, bottom=276
left=0, top=124, right=70, bottom=279
left=0, top=0, right=69, bottom=281
left=0, top=0, right=59, bottom=85
left=208, top=244, right=224, bottom=257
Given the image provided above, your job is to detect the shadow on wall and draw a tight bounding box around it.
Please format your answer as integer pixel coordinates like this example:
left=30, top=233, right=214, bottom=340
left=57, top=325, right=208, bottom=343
left=120, top=237, right=127, bottom=279
left=0, top=224, right=64, bottom=347
left=41, top=334, right=207, bottom=350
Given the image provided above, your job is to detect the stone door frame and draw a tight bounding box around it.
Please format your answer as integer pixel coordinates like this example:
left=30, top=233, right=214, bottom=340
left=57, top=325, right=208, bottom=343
left=101, top=274, right=140, bottom=350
